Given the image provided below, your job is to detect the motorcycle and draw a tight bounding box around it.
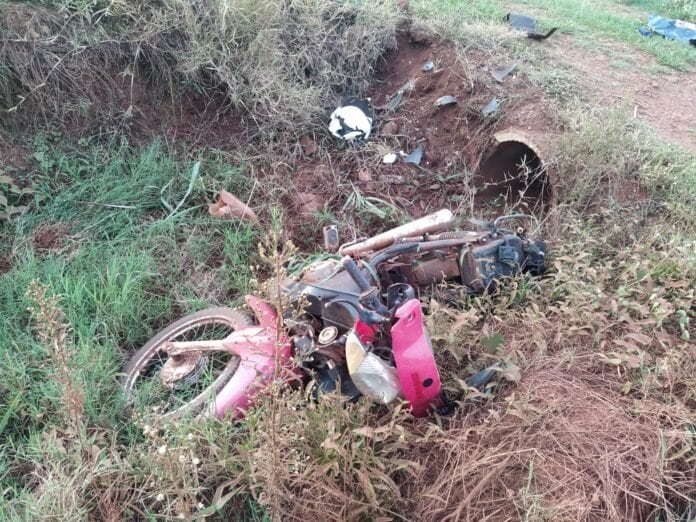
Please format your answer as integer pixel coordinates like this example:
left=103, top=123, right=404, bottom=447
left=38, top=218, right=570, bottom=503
left=122, top=209, right=546, bottom=420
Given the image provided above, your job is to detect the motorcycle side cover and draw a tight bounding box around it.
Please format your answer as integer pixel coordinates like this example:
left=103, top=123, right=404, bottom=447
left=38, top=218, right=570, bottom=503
left=391, top=299, right=442, bottom=417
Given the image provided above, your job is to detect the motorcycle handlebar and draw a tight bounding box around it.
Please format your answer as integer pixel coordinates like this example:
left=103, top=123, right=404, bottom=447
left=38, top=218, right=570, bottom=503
left=341, top=256, right=389, bottom=317
left=341, top=256, right=371, bottom=292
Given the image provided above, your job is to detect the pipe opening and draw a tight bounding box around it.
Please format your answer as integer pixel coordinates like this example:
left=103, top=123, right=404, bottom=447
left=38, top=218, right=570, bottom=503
left=474, top=141, right=551, bottom=213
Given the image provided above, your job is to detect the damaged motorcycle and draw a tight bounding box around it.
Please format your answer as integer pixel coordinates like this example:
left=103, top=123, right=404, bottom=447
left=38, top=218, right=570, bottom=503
left=122, top=210, right=546, bottom=420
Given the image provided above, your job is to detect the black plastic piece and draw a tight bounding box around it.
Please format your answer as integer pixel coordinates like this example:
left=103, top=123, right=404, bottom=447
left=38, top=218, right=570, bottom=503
left=311, top=364, right=361, bottom=402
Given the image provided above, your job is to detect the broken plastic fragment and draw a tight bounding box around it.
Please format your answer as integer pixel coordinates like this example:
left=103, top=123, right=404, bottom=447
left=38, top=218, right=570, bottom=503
left=490, top=63, right=517, bottom=83
left=329, top=97, right=374, bottom=141
left=422, top=59, right=434, bottom=72
left=504, top=13, right=557, bottom=40
left=382, top=153, right=398, bottom=164
left=482, top=97, right=501, bottom=116
left=506, top=12, right=537, bottom=33
left=209, top=190, right=258, bottom=223
left=435, top=95, right=458, bottom=107
left=387, top=80, right=415, bottom=113
left=403, top=143, right=424, bottom=165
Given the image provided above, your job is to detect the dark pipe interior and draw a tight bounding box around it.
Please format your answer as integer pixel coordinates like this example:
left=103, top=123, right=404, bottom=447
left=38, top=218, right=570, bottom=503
left=474, top=141, right=551, bottom=212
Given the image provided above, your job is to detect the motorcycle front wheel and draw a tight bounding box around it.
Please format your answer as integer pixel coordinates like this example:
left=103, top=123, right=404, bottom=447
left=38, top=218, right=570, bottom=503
left=122, top=307, right=254, bottom=421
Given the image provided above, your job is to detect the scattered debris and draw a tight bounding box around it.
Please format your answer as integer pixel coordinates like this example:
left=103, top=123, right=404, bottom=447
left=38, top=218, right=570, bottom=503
left=639, top=15, right=696, bottom=46
left=208, top=190, right=258, bottom=223
left=387, top=80, right=415, bottom=113
left=490, top=63, right=517, bottom=83
left=357, top=168, right=373, bottom=182
left=329, top=97, right=374, bottom=142
left=435, top=95, right=458, bottom=107
left=383, top=153, right=398, bottom=164
left=300, top=135, right=317, bottom=156
left=297, top=192, right=325, bottom=215
left=322, top=225, right=340, bottom=252
left=422, top=59, right=434, bottom=72
left=403, top=143, right=425, bottom=165
left=381, top=120, right=400, bottom=136
left=482, top=97, right=501, bottom=116
left=504, top=12, right=558, bottom=40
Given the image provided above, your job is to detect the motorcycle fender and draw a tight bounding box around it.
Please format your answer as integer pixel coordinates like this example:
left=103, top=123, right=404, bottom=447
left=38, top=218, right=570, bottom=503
left=213, top=295, right=294, bottom=418
left=391, top=299, right=442, bottom=417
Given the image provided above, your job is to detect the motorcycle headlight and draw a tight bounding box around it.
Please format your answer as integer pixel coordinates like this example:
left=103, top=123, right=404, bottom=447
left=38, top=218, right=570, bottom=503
left=345, top=331, right=401, bottom=404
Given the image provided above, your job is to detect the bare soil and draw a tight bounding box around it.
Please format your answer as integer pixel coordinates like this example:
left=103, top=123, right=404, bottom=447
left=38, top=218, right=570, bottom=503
left=32, top=222, right=70, bottom=251
left=275, top=31, right=557, bottom=245
left=549, top=35, right=696, bottom=152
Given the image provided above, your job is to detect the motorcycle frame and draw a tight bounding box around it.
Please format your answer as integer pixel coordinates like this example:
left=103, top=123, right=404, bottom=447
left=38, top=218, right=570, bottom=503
left=163, top=294, right=442, bottom=418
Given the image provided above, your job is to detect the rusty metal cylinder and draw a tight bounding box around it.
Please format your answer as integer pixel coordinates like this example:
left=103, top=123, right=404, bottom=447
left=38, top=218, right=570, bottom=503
left=339, top=209, right=454, bottom=257
left=412, top=257, right=461, bottom=286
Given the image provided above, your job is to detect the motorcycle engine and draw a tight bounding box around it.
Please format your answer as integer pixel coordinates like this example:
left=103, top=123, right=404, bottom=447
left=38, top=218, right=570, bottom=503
left=281, top=259, right=368, bottom=400
left=282, top=258, right=365, bottom=332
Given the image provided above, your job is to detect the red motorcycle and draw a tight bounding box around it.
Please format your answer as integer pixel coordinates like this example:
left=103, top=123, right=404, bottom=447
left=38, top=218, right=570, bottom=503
left=122, top=210, right=546, bottom=420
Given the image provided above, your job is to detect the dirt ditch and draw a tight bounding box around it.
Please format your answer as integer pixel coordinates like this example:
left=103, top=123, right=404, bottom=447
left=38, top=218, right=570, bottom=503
left=367, top=32, right=556, bottom=208
left=267, top=31, right=559, bottom=248
left=122, top=29, right=558, bottom=242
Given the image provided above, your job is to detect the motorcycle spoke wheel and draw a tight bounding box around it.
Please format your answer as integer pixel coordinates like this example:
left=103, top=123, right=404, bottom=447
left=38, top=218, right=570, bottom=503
left=123, top=307, right=254, bottom=420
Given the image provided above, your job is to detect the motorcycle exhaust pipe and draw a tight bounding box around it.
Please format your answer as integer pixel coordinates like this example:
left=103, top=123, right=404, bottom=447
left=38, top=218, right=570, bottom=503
left=339, top=209, right=454, bottom=257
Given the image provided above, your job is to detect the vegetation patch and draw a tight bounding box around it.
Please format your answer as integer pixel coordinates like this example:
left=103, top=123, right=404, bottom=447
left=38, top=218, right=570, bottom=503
left=1, top=0, right=695, bottom=520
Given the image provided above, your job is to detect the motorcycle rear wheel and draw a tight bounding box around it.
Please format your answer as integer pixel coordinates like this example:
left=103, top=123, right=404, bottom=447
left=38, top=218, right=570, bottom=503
left=122, top=307, right=254, bottom=421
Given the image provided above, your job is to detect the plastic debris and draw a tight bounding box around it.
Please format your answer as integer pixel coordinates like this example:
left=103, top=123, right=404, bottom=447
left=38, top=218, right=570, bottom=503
left=639, top=15, right=696, bottom=46
left=422, top=59, right=434, bottom=72
left=504, top=12, right=558, bottom=40
left=209, top=190, right=258, bottom=223
left=403, top=143, right=424, bottom=165
left=329, top=97, right=374, bottom=141
left=481, top=97, right=501, bottom=116
left=490, top=63, right=517, bottom=83
left=387, top=80, right=415, bottom=113
left=383, top=153, right=398, bottom=164
left=435, top=95, right=458, bottom=107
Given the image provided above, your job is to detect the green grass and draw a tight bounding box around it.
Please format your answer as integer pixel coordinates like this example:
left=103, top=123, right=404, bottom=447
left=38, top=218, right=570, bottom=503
left=505, top=0, right=696, bottom=69
left=0, top=137, right=259, bottom=454
left=420, top=0, right=696, bottom=69
left=1, top=0, right=696, bottom=519
left=629, top=0, right=696, bottom=20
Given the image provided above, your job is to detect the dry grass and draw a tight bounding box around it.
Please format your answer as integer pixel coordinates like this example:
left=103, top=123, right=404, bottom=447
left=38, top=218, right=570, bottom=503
left=0, top=0, right=400, bottom=142
left=405, top=363, right=696, bottom=521
left=2, top=1, right=696, bottom=520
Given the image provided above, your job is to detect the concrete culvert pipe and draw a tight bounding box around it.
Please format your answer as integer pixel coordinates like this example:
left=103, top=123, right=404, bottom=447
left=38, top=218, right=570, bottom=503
left=475, top=128, right=554, bottom=213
